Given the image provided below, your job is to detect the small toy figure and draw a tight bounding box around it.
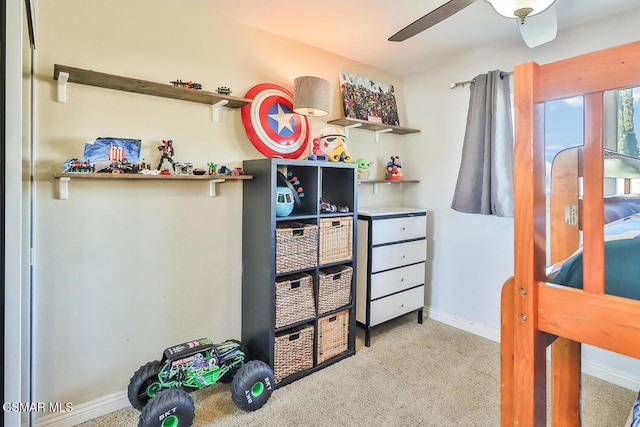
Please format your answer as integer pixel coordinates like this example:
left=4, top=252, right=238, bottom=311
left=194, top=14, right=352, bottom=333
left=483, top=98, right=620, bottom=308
left=355, top=158, right=371, bottom=180
left=216, top=86, right=232, bottom=95
left=385, top=155, right=403, bottom=181
left=218, top=165, right=232, bottom=175
left=232, top=167, right=245, bottom=176
left=312, top=127, right=353, bottom=163
left=207, top=162, right=218, bottom=175
left=157, top=140, right=175, bottom=172
left=170, top=80, right=202, bottom=90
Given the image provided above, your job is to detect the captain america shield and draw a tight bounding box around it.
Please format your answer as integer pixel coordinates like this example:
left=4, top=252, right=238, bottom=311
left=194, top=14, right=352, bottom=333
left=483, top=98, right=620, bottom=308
left=241, top=83, right=309, bottom=159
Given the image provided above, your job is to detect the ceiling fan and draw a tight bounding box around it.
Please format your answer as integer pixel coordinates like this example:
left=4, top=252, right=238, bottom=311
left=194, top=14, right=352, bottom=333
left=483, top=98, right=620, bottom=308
left=389, top=0, right=558, bottom=48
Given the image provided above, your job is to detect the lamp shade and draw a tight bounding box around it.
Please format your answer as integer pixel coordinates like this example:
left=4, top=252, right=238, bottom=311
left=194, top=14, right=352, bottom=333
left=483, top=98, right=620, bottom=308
left=485, top=0, right=555, bottom=19
left=293, top=76, right=330, bottom=117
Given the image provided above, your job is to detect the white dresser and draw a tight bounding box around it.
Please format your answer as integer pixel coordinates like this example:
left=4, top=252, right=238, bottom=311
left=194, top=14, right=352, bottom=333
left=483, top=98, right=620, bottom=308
left=356, top=207, right=427, bottom=346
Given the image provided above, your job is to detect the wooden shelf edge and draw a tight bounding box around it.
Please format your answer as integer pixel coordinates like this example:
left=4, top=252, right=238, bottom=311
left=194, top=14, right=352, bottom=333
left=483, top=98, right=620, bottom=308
left=358, top=179, right=419, bottom=183
left=53, top=64, right=252, bottom=108
left=327, top=117, right=420, bottom=135
left=54, top=173, right=253, bottom=180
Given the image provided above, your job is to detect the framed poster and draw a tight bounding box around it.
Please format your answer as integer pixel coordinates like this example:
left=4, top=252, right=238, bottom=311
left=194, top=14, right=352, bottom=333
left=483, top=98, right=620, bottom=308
left=339, top=71, right=400, bottom=126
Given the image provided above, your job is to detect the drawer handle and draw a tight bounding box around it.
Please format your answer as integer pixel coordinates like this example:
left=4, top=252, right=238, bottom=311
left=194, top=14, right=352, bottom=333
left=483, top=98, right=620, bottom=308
left=401, top=254, right=406, bottom=259
left=401, top=226, right=406, bottom=231
left=400, top=303, right=404, bottom=307
left=400, top=278, right=405, bottom=282
left=290, top=279, right=301, bottom=289
left=289, top=332, right=300, bottom=341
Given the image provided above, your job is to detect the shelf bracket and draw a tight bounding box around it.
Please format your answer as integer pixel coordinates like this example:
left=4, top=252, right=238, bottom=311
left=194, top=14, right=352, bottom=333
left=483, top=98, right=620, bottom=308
left=342, top=123, right=362, bottom=138
left=212, top=99, right=229, bottom=122
left=57, top=71, right=70, bottom=103
left=209, top=178, right=226, bottom=197
left=58, top=177, right=71, bottom=200
left=374, top=128, right=393, bottom=143
left=373, top=182, right=392, bottom=194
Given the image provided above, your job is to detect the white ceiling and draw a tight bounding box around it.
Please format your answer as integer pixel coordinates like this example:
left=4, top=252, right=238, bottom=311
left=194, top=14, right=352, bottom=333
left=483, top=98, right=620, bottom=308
left=219, top=0, right=640, bottom=77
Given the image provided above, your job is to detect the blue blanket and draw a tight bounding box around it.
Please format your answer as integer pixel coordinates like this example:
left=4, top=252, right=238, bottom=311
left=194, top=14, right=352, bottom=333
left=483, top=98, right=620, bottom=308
left=552, top=214, right=640, bottom=299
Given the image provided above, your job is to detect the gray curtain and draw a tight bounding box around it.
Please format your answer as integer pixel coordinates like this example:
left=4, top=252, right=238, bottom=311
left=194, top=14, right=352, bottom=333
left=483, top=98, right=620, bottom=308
left=451, top=70, right=514, bottom=217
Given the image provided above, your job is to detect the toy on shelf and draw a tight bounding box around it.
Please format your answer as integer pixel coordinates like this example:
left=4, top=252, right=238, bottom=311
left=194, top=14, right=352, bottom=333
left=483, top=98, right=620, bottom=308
left=216, top=86, right=232, bottom=95
left=217, top=165, right=232, bottom=175
left=275, top=186, right=295, bottom=217
left=63, top=158, right=94, bottom=173
left=170, top=80, right=202, bottom=90
left=193, top=168, right=206, bottom=176
left=207, top=162, right=218, bottom=175
left=385, top=155, right=403, bottom=181
left=312, top=127, right=353, bottom=163
left=157, top=140, right=176, bottom=173
left=286, top=171, right=305, bottom=199
left=355, top=158, right=371, bottom=180
left=320, top=199, right=350, bottom=214
left=232, top=167, right=245, bottom=176
left=128, top=338, right=274, bottom=427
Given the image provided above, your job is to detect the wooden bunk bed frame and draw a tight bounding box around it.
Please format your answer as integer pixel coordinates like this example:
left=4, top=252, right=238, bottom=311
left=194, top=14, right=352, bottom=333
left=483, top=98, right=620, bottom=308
left=501, top=40, right=640, bottom=426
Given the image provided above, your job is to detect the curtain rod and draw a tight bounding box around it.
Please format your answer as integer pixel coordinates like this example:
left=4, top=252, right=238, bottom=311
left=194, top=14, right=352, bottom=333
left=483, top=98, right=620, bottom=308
left=449, top=71, right=513, bottom=89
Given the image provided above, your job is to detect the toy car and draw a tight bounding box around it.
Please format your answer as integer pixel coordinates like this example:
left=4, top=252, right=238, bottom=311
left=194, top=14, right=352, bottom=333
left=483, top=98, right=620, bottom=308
left=128, top=338, right=274, bottom=427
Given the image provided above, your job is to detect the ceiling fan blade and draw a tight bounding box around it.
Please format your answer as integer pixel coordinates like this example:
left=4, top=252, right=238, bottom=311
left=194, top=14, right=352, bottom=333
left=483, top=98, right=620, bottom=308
left=519, top=4, right=557, bottom=48
left=388, top=0, right=478, bottom=42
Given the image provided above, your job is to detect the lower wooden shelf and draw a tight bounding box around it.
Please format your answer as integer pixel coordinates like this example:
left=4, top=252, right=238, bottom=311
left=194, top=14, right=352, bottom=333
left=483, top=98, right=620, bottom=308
left=358, top=179, right=419, bottom=194
left=53, top=172, right=252, bottom=199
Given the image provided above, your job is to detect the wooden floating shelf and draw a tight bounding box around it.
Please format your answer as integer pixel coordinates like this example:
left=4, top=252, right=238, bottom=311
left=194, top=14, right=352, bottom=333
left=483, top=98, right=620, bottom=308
left=53, top=173, right=252, bottom=199
left=327, top=117, right=420, bottom=135
left=358, top=179, right=420, bottom=194
left=53, top=64, right=252, bottom=108
left=358, top=179, right=419, bottom=184
left=53, top=173, right=252, bottom=180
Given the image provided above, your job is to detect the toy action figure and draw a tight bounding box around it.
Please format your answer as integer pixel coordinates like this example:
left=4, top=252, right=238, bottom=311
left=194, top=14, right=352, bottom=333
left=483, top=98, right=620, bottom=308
left=385, top=155, right=403, bottom=181
left=157, top=139, right=175, bottom=172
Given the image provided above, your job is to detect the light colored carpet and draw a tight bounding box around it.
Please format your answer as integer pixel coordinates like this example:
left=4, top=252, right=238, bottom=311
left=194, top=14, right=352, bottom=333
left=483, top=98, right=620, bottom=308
left=79, top=316, right=635, bottom=426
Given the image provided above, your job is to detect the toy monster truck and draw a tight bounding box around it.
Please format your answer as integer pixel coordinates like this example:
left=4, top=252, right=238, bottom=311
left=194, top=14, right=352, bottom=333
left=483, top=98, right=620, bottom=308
left=128, top=338, right=274, bottom=427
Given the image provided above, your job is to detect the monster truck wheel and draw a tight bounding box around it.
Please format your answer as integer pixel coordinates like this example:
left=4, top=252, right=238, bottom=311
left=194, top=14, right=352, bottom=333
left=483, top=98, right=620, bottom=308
left=230, top=360, right=275, bottom=411
left=128, top=360, right=162, bottom=411
left=138, top=388, right=195, bottom=427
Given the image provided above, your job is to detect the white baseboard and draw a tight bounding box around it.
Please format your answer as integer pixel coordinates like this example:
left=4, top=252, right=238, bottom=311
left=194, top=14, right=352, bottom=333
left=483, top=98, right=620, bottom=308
left=424, top=306, right=640, bottom=392
left=30, top=390, right=129, bottom=427
left=424, top=306, right=501, bottom=343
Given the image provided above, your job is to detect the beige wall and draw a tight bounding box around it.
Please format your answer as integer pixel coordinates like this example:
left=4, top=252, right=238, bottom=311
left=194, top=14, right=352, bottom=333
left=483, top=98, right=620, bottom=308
left=33, top=0, right=411, bottom=409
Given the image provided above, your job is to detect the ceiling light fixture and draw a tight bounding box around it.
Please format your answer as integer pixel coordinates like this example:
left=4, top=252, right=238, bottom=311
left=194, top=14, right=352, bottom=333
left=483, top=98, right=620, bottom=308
left=293, top=76, right=330, bottom=117
left=485, top=0, right=556, bottom=22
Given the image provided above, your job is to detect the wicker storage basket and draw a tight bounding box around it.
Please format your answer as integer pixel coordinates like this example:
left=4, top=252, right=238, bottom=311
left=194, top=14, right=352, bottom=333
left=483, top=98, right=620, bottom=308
left=318, top=265, right=353, bottom=314
left=275, top=273, right=316, bottom=328
left=275, top=222, right=318, bottom=274
left=319, top=217, right=353, bottom=265
left=274, top=324, right=314, bottom=383
left=317, top=310, right=349, bottom=364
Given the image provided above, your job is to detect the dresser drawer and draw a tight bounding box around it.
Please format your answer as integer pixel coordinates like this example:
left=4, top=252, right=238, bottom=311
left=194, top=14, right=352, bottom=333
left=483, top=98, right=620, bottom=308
left=370, top=286, right=424, bottom=327
left=371, top=239, right=426, bottom=273
left=370, top=263, right=425, bottom=300
left=371, top=215, right=426, bottom=245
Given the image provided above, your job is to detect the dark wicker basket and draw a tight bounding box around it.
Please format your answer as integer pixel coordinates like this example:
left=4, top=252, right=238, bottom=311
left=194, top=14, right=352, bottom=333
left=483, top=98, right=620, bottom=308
left=318, top=265, right=353, bottom=314
left=275, top=273, right=316, bottom=328
left=274, top=324, right=314, bottom=383
left=317, top=310, right=349, bottom=364
left=275, top=222, right=318, bottom=274
left=319, top=217, right=353, bottom=265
